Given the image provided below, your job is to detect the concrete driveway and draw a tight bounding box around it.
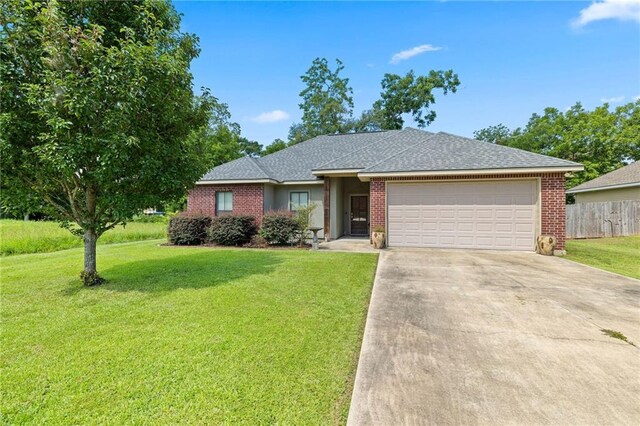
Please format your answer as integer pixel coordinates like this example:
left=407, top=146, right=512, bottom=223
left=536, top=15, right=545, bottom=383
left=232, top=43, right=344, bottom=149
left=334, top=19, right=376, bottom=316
left=348, top=249, right=640, bottom=425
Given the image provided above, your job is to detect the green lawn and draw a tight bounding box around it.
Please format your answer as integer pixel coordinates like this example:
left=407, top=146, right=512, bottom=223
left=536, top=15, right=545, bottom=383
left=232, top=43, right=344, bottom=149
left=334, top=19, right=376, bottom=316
left=0, top=219, right=167, bottom=256
left=0, top=241, right=377, bottom=424
left=566, top=236, right=640, bottom=279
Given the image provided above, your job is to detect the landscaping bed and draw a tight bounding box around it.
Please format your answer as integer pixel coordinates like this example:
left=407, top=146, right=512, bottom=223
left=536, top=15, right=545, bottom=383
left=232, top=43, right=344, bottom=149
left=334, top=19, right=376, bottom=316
left=1, top=240, right=378, bottom=424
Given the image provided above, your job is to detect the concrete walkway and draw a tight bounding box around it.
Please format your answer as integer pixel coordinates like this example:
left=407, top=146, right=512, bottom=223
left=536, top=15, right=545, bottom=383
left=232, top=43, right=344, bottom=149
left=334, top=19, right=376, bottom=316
left=318, top=237, right=377, bottom=253
left=348, top=248, right=640, bottom=425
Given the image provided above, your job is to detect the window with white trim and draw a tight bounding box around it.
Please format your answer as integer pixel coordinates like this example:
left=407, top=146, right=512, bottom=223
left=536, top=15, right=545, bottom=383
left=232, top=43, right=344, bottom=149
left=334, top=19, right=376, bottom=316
left=216, top=191, right=232, bottom=214
left=289, top=191, right=309, bottom=211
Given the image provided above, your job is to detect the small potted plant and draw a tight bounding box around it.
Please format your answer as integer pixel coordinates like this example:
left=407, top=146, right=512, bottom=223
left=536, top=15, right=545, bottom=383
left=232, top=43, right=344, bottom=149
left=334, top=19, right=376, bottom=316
left=371, top=225, right=386, bottom=249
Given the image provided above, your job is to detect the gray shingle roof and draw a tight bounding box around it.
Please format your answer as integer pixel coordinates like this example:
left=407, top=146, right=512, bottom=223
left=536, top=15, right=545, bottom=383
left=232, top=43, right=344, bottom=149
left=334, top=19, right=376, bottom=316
left=201, top=156, right=272, bottom=181
left=360, top=132, right=581, bottom=173
left=314, top=128, right=432, bottom=171
left=566, top=161, right=640, bottom=193
left=199, top=128, right=582, bottom=183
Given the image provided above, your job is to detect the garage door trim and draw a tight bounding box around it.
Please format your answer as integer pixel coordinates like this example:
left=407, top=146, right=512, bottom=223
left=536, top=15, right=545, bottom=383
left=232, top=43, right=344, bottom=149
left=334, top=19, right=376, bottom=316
left=385, top=178, right=541, bottom=251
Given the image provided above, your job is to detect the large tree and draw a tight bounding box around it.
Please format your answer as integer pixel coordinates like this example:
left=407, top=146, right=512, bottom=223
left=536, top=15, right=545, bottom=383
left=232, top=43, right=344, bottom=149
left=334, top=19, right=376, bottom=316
left=1, top=0, right=216, bottom=285
left=289, top=58, right=354, bottom=143
left=289, top=58, right=460, bottom=140
left=368, top=70, right=460, bottom=130
left=474, top=101, right=640, bottom=188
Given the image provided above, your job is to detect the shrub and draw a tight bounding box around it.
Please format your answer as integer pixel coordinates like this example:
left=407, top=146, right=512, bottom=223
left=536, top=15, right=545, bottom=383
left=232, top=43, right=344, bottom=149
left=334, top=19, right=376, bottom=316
left=293, top=203, right=318, bottom=246
left=246, top=234, right=268, bottom=248
left=208, top=215, right=257, bottom=246
left=168, top=214, right=212, bottom=245
left=260, top=211, right=300, bottom=245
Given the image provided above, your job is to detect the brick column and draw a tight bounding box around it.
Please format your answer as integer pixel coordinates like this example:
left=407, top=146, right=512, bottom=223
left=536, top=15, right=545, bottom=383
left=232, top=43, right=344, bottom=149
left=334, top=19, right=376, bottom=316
left=540, top=173, right=566, bottom=251
left=369, top=178, right=386, bottom=234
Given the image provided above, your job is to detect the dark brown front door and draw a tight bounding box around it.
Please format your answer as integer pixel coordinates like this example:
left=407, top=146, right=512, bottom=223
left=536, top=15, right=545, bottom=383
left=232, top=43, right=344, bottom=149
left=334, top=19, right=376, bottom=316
left=350, top=196, right=369, bottom=235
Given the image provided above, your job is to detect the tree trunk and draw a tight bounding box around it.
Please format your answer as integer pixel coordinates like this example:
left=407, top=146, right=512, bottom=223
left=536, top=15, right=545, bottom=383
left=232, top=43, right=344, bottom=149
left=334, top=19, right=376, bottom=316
left=23, top=213, right=29, bottom=221
left=84, top=229, right=97, bottom=274
left=81, top=228, right=103, bottom=286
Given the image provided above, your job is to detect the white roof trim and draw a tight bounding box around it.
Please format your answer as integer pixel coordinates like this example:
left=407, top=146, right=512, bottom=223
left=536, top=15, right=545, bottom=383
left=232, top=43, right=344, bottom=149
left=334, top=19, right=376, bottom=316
left=279, top=180, right=325, bottom=185
left=311, top=168, right=361, bottom=176
left=357, top=166, right=584, bottom=180
left=196, top=179, right=278, bottom=185
left=566, top=181, right=640, bottom=194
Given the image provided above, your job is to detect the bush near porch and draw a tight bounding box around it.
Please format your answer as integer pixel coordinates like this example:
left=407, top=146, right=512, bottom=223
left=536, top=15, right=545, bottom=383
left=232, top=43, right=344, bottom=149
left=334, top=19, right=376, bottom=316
left=169, top=211, right=307, bottom=247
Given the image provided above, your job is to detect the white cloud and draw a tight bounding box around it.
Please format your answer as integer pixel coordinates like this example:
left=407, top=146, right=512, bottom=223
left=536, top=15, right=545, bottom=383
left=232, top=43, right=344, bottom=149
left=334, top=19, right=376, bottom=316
left=601, top=95, right=625, bottom=103
left=634, top=95, right=640, bottom=101
left=251, top=110, right=290, bottom=124
left=572, top=0, right=640, bottom=27
left=390, top=44, right=442, bottom=64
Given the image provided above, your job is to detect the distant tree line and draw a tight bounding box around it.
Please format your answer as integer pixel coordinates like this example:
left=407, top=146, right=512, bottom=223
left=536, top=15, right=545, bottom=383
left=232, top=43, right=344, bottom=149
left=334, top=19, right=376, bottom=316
left=474, top=101, right=640, bottom=189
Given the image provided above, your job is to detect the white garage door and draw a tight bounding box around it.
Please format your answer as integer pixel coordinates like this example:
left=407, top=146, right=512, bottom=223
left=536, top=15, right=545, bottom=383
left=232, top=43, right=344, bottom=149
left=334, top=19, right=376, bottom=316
left=387, top=180, right=538, bottom=251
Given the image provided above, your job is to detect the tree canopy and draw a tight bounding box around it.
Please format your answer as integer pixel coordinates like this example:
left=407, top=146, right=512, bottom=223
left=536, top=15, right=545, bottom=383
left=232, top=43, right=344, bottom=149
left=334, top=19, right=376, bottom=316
left=288, top=58, right=460, bottom=142
left=0, top=0, right=217, bottom=284
left=289, top=58, right=354, bottom=144
left=474, top=101, right=640, bottom=188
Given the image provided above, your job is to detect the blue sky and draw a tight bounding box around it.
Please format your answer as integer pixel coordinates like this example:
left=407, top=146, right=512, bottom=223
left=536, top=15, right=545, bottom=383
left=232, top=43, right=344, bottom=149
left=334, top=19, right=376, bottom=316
left=174, top=1, right=640, bottom=146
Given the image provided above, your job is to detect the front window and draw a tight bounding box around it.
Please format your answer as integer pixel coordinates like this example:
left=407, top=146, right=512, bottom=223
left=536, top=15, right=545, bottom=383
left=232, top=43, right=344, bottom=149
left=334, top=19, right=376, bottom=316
left=216, top=191, right=233, bottom=214
left=289, top=191, right=309, bottom=211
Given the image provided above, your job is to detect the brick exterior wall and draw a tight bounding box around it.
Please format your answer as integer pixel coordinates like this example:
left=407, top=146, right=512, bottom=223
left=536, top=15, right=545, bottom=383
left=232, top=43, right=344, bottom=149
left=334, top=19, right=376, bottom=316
left=369, top=178, right=386, bottom=233
left=540, top=174, right=566, bottom=250
left=187, top=184, right=264, bottom=223
left=368, top=172, right=567, bottom=251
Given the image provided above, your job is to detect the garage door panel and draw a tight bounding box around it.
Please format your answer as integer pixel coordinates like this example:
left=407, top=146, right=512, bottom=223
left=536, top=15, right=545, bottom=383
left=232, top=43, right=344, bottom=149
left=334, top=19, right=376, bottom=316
left=387, top=180, right=537, bottom=251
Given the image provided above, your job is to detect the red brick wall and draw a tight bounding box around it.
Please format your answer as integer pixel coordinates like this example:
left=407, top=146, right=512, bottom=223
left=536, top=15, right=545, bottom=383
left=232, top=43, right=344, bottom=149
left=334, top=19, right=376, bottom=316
left=540, top=173, right=566, bottom=250
left=369, top=173, right=567, bottom=251
left=369, top=178, right=386, bottom=233
left=187, top=184, right=264, bottom=223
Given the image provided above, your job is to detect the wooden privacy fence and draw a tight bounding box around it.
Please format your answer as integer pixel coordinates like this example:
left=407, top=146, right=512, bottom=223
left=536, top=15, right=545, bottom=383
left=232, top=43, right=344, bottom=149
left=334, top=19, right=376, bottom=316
left=566, top=200, right=640, bottom=239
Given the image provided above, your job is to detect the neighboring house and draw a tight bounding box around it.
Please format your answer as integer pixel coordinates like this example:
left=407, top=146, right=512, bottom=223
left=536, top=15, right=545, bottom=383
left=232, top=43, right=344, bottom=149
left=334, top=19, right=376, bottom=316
left=188, top=128, right=582, bottom=252
left=566, top=162, right=640, bottom=203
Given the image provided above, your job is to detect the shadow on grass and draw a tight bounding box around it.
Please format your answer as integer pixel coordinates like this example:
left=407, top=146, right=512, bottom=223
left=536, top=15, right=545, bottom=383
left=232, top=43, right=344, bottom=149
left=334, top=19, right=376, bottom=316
left=63, top=250, right=283, bottom=295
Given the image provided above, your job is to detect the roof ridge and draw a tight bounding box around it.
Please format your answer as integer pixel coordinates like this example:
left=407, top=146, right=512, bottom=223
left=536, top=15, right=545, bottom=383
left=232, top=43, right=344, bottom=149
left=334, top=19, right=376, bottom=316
left=249, top=156, right=275, bottom=180
left=360, top=130, right=439, bottom=172
left=312, top=129, right=402, bottom=170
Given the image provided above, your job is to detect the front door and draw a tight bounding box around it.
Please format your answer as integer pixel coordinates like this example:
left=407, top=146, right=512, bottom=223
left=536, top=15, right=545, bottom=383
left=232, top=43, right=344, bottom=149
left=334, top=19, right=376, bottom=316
left=350, top=195, right=369, bottom=236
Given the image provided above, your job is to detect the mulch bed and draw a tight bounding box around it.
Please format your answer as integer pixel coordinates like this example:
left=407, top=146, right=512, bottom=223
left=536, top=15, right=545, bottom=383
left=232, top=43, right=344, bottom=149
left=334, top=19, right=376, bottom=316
left=159, top=242, right=312, bottom=250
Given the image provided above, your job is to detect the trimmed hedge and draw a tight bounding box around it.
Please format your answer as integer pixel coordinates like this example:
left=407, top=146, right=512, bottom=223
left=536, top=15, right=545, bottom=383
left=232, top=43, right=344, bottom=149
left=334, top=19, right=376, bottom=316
left=208, top=215, right=257, bottom=246
left=168, top=214, right=212, bottom=245
left=260, top=211, right=300, bottom=245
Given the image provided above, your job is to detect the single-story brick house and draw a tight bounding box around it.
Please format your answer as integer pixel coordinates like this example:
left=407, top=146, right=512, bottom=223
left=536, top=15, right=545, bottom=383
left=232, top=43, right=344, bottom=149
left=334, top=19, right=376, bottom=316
left=188, top=128, right=582, bottom=252
left=566, top=161, right=640, bottom=203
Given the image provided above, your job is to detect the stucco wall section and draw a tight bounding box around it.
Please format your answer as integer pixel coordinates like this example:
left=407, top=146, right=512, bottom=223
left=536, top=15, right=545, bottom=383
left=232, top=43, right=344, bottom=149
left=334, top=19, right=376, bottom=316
left=273, top=184, right=325, bottom=238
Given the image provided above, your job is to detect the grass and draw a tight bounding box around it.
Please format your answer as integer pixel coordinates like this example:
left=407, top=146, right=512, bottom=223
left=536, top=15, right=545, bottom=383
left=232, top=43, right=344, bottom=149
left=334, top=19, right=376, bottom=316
left=565, top=236, right=640, bottom=279
left=0, top=219, right=167, bottom=256
left=601, top=329, right=636, bottom=347
left=0, top=241, right=377, bottom=424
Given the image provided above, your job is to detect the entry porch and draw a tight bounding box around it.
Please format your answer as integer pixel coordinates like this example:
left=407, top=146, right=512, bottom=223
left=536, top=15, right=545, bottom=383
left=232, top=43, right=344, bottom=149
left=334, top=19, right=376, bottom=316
left=323, top=176, right=371, bottom=241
